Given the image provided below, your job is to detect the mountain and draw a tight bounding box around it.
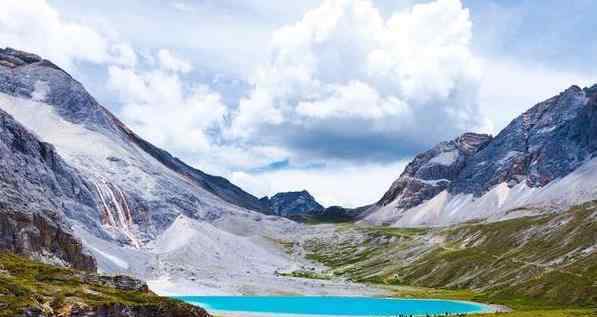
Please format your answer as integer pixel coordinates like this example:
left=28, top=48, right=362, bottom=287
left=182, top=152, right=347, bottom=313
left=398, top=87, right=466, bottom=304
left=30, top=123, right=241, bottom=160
left=260, top=190, right=324, bottom=217
left=365, top=84, right=597, bottom=226
left=0, top=48, right=305, bottom=295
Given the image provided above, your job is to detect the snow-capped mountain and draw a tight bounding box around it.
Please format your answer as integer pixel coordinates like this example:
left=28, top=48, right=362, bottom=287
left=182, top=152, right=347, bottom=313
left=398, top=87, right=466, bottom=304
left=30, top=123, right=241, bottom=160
left=365, top=84, right=597, bottom=226
left=260, top=190, right=324, bottom=217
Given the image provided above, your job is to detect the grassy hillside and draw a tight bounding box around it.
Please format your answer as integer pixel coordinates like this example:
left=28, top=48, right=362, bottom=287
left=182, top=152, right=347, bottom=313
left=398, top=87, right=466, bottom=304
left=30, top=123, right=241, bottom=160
left=299, top=202, right=597, bottom=313
left=0, top=252, right=207, bottom=317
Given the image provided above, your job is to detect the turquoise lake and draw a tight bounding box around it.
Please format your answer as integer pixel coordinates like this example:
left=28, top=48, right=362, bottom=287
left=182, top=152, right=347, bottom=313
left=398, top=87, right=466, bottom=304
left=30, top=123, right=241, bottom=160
left=175, top=296, right=493, bottom=316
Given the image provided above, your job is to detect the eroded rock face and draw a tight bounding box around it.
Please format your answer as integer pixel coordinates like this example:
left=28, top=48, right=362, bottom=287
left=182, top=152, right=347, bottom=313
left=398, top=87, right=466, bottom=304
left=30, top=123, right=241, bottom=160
left=0, top=109, right=97, bottom=270
left=378, top=133, right=492, bottom=209
left=0, top=210, right=96, bottom=271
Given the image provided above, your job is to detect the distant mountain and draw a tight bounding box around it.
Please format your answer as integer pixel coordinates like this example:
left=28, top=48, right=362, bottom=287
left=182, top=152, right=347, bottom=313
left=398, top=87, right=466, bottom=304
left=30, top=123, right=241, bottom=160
left=365, top=84, right=597, bottom=226
left=260, top=190, right=324, bottom=217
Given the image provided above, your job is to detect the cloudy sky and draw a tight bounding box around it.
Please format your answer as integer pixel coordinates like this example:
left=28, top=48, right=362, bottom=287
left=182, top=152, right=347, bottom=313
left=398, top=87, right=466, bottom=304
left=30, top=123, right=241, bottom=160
left=2, top=0, right=595, bottom=207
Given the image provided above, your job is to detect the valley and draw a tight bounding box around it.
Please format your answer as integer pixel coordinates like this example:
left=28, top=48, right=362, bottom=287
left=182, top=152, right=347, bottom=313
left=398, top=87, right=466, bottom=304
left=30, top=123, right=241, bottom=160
left=0, top=47, right=595, bottom=317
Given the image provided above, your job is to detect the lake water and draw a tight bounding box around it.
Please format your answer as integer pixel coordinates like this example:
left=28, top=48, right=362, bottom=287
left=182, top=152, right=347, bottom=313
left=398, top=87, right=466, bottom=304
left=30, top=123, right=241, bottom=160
left=175, top=296, right=493, bottom=316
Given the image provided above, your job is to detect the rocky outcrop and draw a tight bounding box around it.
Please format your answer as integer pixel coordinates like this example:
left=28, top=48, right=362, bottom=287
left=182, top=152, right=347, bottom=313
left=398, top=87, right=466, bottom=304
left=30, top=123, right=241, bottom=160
left=378, top=132, right=492, bottom=209
left=66, top=303, right=210, bottom=317
left=260, top=190, right=324, bottom=216
left=0, top=209, right=96, bottom=271
left=77, top=273, right=149, bottom=292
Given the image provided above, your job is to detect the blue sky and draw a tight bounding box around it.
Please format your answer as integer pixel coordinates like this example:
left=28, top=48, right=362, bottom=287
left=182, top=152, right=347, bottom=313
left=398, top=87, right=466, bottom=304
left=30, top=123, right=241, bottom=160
left=2, top=0, right=595, bottom=206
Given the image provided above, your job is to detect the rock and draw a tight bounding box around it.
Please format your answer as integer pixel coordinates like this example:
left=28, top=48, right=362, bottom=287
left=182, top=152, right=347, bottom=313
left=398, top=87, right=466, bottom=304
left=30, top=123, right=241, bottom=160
left=260, top=190, right=324, bottom=216
left=0, top=48, right=42, bottom=64
left=378, top=132, right=492, bottom=209
left=451, top=85, right=597, bottom=195
left=68, top=303, right=210, bottom=317
left=0, top=109, right=97, bottom=271
left=78, top=273, right=149, bottom=292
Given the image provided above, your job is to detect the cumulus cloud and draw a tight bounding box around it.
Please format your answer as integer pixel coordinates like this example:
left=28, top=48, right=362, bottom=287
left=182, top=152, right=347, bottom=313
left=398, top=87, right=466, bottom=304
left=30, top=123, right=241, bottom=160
left=228, top=0, right=483, bottom=162
left=107, top=59, right=225, bottom=155
left=0, top=0, right=136, bottom=70
left=158, top=49, right=193, bottom=73
left=479, top=58, right=596, bottom=134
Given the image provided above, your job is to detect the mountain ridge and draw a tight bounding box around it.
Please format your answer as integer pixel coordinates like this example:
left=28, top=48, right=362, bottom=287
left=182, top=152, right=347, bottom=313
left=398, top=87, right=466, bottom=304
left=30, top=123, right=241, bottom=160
left=365, top=83, right=597, bottom=226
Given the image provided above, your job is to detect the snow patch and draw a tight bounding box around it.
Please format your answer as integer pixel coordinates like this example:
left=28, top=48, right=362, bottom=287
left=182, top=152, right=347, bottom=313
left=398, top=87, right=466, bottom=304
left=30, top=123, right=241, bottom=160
left=367, top=157, right=597, bottom=227
left=428, top=150, right=459, bottom=166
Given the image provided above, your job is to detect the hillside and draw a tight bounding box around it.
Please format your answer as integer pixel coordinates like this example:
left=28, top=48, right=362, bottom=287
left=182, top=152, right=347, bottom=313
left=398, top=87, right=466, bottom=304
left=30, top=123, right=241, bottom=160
left=0, top=48, right=307, bottom=294
left=0, top=252, right=209, bottom=317
left=297, top=201, right=597, bottom=308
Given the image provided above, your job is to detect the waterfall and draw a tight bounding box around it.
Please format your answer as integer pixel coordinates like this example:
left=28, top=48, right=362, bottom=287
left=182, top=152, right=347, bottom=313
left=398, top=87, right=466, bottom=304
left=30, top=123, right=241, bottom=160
left=94, top=178, right=140, bottom=248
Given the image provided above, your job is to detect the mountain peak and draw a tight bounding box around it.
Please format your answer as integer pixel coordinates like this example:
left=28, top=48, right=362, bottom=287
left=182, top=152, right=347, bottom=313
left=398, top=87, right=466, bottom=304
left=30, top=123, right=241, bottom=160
left=0, top=47, right=42, bottom=67
left=262, top=190, right=324, bottom=216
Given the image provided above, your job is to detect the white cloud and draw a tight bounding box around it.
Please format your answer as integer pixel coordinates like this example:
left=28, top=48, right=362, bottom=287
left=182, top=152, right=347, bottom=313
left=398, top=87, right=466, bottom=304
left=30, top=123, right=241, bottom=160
left=479, top=58, right=596, bottom=134
left=0, top=0, right=136, bottom=70
left=107, top=59, right=225, bottom=155
left=158, top=49, right=192, bottom=73
left=228, top=0, right=483, bottom=161
left=296, top=80, right=410, bottom=119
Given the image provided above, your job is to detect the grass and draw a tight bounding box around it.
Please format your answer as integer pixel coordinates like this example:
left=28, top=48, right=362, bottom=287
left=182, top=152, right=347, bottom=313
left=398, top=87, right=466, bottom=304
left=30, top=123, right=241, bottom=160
left=299, top=202, right=597, bottom=316
left=0, top=252, right=199, bottom=317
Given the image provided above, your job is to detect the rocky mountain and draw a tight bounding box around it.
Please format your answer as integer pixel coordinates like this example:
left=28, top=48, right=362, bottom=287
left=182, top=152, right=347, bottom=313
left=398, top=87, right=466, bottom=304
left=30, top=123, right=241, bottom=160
left=377, top=133, right=492, bottom=210
left=365, top=84, right=597, bottom=226
left=0, top=48, right=304, bottom=295
left=260, top=190, right=324, bottom=217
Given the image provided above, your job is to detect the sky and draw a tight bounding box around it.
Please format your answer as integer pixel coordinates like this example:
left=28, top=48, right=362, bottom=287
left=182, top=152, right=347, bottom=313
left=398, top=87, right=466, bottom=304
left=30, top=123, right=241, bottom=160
left=1, top=0, right=596, bottom=207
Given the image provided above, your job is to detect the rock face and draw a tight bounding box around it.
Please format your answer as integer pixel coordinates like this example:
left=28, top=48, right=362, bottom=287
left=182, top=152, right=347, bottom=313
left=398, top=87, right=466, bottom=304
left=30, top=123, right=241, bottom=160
left=260, top=190, right=324, bottom=216
left=367, top=84, right=597, bottom=226
left=378, top=133, right=492, bottom=209
left=452, top=85, right=597, bottom=195
left=0, top=108, right=96, bottom=270
left=0, top=210, right=97, bottom=272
